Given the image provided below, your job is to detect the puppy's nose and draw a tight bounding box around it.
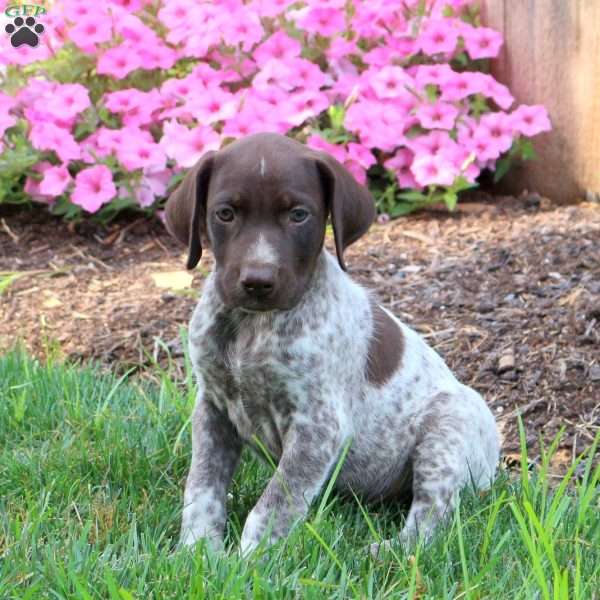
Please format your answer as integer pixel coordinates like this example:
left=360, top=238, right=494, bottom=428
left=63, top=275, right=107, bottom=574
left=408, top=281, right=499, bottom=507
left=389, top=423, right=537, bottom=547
left=241, top=266, right=276, bottom=298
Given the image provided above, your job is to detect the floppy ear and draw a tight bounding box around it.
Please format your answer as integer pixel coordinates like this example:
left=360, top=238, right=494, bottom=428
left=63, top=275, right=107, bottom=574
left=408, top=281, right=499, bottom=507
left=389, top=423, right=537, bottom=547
left=315, top=154, right=376, bottom=271
left=164, top=152, right=215, bottom=270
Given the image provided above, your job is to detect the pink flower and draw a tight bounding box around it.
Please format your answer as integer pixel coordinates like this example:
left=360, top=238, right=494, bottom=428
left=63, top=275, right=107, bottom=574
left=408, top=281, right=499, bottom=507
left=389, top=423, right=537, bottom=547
left=346, top=143, right=376, bottom=170
left=418, top=18, right=460, bottom=56
left=253, top=59, right=295, bottom=92
left=39, top=165, right=72, bottom=197
left=160, top=120, right=221, bottom=168
left=327, top=37, right=359, bottom=63
left=440, top=72, right=483, bottom=101
left=137, top=44, right=179, bottom=70
left=254, top=0, right=295, bottom=18
left=286, top=90, right=329, bottom=126
left=407, top=130, right=455, bottom=156
left=71, top=165, right=117, bottom=213
left=306, top=134, right=347, bottom=163
left=351, top=2, right=401, bottom=39
left=221, top=9, right=264, bottom=51
left=345, top=99, right=409, bottom=152
left=369, top=66, right=413, bottom=99
left=411, top=153, right=459, bottom=187
left=186, top=88, right=237, bottom=124
left=97, top=45, right=142, bottom=79
left=221, top=103, right=287, bottom=138
left=143, top=169, right=172, bottom=195
left=415, top=101, right=459, bottom=130
left=478, top=112, right=514, bottom=155
left=158, top=0, right=193, bottom=30
left=104, top=89, right=139, bottom=113
left=117, top=140, right=167, bottom=172
left=509, top=105, right=552, bottom=137
left=122, top=167, right=172, bottom=208
left=16, top=79, right=55, bottom=107
left=471, top=73, right=514, bottom=110
left=25, top=106, right=75, bottom=131
left=93, top=126, right=153, bottom=160
left=462, top=25, right=503, bottom=60
left=160, top=76, right=196, bottom=102
left=116, top=14, right=159, bottom=46
left=45, top=84, right=91, bottom=120
left=296, top=6, right=346, bottom=37
left=29, top=123, right=81, bottom=163
left=70, top=16, right=113, bottom=50
left=24, top=176, right=45, bottom=202
left=412, top=64, right=455, bottom=90
left=0, top=92, right=17, bottom=113
left=189, top=63, right=229, bottom=88
left=254, top=32, right=301, bottom=66
left=104, top=89, right=162, bottom=127
left=344, top=161, right=367, bottom=185
left=467, top=129, right=502, bottom=163
left=456, top=117, right=478, bottom=146
left=111, top=0, right=147, bottom=12
left=62, top=0, right=106, bottom=20
left=384, top=149, right=418, bottom=189
left=24, top=161, right=53, bottom=203
left=446, top=146, right=480, bottom=183
left=290, top=58, right=328, bottom=91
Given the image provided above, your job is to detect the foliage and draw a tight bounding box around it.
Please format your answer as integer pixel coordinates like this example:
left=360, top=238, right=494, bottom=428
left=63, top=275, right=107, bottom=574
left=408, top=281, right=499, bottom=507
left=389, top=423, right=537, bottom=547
left=0, top=0, right=551, bottom=221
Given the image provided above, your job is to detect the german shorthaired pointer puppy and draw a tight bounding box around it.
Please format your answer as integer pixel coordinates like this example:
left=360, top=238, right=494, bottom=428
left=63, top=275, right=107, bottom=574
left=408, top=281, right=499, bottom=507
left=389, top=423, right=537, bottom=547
left=165, top=132, right=499, bottom=556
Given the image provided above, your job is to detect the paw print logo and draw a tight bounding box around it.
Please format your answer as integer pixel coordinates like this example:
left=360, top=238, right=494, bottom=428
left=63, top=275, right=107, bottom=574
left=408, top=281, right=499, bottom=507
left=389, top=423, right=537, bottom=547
left=5, top=16, right=44, bottom=48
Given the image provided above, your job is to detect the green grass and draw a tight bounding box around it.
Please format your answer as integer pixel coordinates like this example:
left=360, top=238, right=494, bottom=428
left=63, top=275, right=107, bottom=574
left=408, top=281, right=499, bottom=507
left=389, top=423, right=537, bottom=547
left=1, top=351, right=599, bottom=599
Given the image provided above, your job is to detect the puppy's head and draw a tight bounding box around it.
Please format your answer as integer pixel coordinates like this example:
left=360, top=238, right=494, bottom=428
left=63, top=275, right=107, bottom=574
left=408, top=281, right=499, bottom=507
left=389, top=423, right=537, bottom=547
left=165, top=133, right=375, bottom=312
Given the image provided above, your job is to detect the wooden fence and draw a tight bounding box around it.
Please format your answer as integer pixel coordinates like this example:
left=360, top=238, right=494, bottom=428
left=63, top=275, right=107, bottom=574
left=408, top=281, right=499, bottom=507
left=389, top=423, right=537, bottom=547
left=482, top=0, right=600, bottom=203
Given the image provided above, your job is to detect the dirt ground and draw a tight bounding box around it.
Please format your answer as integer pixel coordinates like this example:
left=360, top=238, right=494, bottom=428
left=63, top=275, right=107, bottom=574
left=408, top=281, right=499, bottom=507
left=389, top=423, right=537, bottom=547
left=1, top=197, right=599, bottom=473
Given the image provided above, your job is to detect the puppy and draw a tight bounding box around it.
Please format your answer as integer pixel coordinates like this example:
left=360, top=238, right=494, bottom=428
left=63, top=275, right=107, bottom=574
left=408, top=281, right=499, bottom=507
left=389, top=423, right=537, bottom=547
left=165, top=132, right=500, bottom=555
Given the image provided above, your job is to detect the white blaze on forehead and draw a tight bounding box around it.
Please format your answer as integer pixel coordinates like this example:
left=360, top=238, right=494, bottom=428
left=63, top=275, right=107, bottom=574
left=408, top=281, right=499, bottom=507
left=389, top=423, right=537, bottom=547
left=260, top=156, right=266, bottom=177
left=247, top=233, right=278, bottom=265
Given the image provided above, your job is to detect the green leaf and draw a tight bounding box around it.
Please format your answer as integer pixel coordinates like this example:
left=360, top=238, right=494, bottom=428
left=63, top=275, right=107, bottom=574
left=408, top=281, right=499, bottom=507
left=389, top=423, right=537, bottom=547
left=470, top=94, right=490, bottom=118
left=493, top=158, right=511, bottom=183
left=396, top=190, right=428, bottom=202
left=50, top=196, right=83, bottom=220
left=520, top=139, right=537, bottom=161
left=424, top=84, right=439, bottom=102
left=443, top=190, right=458, bottom=211
left=327, top=104, right=346, bottom=131
left=0, top=272, right=26, bottom=296
left=453, top=51, right=469, bottom=67
left=451, top=175, right=477, bottom=194
left=96, top=196, right=141, bottom=223
left=389, top=202, right=421, bottom=217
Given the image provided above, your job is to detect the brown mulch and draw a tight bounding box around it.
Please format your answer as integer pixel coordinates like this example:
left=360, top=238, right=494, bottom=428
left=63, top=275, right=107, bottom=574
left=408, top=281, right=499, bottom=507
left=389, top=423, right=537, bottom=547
left=1, top=197, right=599, bottom=472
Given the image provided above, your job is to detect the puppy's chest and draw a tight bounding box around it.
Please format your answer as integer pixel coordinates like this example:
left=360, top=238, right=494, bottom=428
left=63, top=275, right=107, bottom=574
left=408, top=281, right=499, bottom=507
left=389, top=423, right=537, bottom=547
left=192, top=311, right=303, bottom=454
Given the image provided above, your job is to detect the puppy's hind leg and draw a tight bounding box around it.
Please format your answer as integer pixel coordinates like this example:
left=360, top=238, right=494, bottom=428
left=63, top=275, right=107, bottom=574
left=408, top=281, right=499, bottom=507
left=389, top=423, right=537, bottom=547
left=371, top=392, right=496, bottom=557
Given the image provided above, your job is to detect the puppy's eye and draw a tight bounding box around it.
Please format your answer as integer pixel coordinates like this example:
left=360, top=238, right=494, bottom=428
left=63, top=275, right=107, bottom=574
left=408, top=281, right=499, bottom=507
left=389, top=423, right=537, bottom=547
left=290, top=208, right=309, bottom=223
left=215, top=207, right=235, bottom=222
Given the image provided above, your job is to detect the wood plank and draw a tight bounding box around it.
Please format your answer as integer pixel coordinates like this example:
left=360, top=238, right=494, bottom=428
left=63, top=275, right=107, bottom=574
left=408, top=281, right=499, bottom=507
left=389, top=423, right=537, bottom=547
left=482, top=0, right=600, bottom=202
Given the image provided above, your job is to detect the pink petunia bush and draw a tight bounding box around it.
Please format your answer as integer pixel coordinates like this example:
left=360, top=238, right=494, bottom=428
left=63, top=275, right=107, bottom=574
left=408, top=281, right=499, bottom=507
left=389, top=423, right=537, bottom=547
left=0, top=0, right=551, bottom=218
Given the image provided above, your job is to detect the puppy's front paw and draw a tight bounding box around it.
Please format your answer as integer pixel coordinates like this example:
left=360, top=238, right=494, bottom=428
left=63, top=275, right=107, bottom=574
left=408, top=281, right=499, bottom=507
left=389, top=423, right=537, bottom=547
left=239, top=533, right=260, bottom=556
left=240, top=510, right=265, bottom=556
left=179, top=527, right=224, bottom=551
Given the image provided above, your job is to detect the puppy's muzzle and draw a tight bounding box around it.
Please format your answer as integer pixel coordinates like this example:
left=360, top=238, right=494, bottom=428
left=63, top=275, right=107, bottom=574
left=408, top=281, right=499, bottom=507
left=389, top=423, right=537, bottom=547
left=240, top=264, right=277, bottom=301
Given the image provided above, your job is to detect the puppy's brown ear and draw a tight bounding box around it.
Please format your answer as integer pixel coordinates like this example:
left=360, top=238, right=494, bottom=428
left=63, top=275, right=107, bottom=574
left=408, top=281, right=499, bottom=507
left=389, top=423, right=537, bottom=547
left=315, top=154, right=376, bottom=271
left=164, top=152, right=215, bottom=270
